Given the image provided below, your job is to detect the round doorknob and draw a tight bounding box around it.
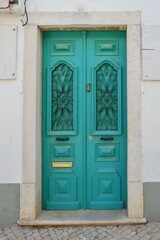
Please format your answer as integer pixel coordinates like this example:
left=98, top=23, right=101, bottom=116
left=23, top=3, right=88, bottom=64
left=88, top=136, right=93, bottom=141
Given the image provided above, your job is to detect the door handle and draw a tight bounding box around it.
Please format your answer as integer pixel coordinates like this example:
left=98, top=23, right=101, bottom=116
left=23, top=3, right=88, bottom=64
left=56, top=137, right=69, bottom=141
left=100, top=137, right=114, bottom=141
left=87, top=83, right=91, bottom=92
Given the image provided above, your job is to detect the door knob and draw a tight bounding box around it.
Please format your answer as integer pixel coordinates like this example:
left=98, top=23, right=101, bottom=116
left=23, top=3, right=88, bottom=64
left=88, top=136, right=93, bottom=141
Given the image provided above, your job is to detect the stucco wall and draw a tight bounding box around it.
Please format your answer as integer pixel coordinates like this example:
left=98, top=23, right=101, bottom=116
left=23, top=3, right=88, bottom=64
left=26, top=0, right=160, bottom=25
left=0, top=14, right=23, bottom=183
left=142, top=26, right=160, bottom=182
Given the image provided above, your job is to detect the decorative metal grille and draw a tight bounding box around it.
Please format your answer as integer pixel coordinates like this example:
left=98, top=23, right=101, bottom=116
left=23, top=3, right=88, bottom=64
left=96, top=63, right=118, bottom=131
left=51, top=63, right=73, bottom=131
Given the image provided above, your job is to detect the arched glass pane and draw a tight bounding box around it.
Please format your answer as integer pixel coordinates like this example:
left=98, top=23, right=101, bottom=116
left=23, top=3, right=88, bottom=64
left=96, top=63, right=118, bottom=131
left=51, top=63, right=73, bottom=131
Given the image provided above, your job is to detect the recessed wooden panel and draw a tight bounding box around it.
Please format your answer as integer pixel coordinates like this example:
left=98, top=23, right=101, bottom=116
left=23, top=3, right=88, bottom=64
left=51, top=144, right=75, bottom=162
left=91, top=169, right=122, bottom=209
left=95, top=40, right=119, bottom=56
left=99, top=146, right=115, bottom=157
left=50, top=40, right=75, bottom=55
left=93, top=169, right=121, bottom=200
left=96, top=143, right=119, bottom=162
left=48, top=174, right=77, bottom=201
left=55, top=146, right=71, bottom=157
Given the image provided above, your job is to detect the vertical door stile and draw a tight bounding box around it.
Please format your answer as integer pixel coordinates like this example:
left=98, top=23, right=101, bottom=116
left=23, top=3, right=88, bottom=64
left=82, top=31, right=87, bottom=209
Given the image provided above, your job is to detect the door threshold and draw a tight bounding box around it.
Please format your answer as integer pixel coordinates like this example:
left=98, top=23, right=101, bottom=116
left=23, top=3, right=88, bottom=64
left=18, top=209, right=147, bottom=226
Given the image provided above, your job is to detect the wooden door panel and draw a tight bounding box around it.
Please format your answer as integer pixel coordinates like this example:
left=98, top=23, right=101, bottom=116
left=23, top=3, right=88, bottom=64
left=42, top=31, right=84, bottom=210
left=86, top=31, right=127, bottom=209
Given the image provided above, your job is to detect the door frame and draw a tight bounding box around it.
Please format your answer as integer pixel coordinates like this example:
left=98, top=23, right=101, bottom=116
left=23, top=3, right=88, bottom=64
left=20, top=11, right=143, bottom=221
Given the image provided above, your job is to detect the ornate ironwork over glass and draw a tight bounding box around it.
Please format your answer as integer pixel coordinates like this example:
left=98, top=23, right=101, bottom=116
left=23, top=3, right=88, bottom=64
left=96, top=63, right=118, bottom=131
left=51, top=63, right=73, bottom=131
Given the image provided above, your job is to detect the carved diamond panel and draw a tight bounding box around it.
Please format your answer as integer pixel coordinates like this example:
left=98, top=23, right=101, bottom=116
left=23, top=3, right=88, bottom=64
left=100, top=180, right=112, bottom=194
left=92, top=169, right=121, bottom=201
left=57, top=180, right=69, bottom=194
left=96, top=62, right=118, bottom=131
left=49, top=174, right=77, bottom=201
left=51, top=63, right=73, bottom=131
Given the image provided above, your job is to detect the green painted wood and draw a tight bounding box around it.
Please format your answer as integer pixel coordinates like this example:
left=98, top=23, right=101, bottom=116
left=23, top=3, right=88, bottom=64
left=86, top=31, right=127, bottom=209
left=42, top=32, right=84, bottom=210
left=42, top=31, right=127, bottom=210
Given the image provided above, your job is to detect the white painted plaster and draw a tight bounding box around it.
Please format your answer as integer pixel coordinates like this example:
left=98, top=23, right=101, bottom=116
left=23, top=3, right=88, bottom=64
left=26, top=0, right=160, bottom=25
left=142, top=26, right=160, bottom=80
left=0, top=25, right=17, bottom=79
left=141, top=26, right=160, bottom=182
left=0, top=15, right=23, bottom=183
left=142, top=82, right=160, bottom=182
left=0, top=0, right=9, bottom=8
left=143, top=26, right=160, bottom=50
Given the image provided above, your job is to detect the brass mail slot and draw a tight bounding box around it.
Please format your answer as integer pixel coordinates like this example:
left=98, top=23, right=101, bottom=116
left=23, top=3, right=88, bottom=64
left=52, top=162, right=73, bottom=168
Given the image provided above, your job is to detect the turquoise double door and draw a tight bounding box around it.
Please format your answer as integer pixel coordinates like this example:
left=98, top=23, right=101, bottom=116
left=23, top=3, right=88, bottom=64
left=42, top=31, right=127, bottom=210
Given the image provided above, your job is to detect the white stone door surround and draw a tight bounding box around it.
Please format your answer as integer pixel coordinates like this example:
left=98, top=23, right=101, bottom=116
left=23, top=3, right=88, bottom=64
left=20, top=11, right=143, bottom=221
